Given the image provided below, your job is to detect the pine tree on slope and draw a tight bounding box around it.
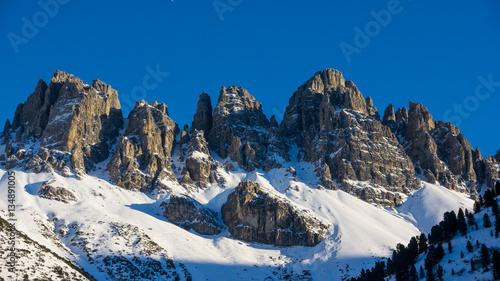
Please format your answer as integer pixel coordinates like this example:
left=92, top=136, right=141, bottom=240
left=485, top=213, right=492, bottom=228
left=481, top=244, right=490, bottom=269
left=493, top=249, right=500, bottom=280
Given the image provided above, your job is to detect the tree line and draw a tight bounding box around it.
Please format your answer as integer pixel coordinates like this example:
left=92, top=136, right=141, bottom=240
left=351, top=181, right=500, bottom=281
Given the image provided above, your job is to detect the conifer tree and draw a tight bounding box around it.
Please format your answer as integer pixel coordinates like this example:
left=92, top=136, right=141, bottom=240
left=493, top=249, right=500, bottom=280
left=419, top=266, right=425, bottom=279
left=466, top=240, right=473, bottom=253
left=458, top=208, right=468, bottom=235
left=474, top=199, right=482, bottom=213
left=481, top=244, right=490, bottom=269
left=493, top=200, right=499, bottom=217
left=467, top=212, right=476, bottom=226
left=430, top=225, right=444, bottom=244
left=386, top=258, right=394, bottom=275
left=440, top=211, right=458, bottom=240
left=437, top=265, right=444, bottom=281
left=436, top=243, right=445, bottom=261
left=496, top=214, right=500, bottom=236
left=485, top=189, right=496, bottom=207
left=408, top=236, right=419, bottom=261
left=419, top=233, right=428, bottom=254
left=447, top=241, right=452, bottom=254
left=495, top=181, right=500, bottom=197
left=485, top=213, right=492, bottom=228
left=409, top=265, right=418, bottom=281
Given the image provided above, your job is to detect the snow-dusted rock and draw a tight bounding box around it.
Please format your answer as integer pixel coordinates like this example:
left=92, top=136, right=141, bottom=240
left=208, top=86, right=270, bottom=171
left=221, top=180, right=328, bottom=246
left=107, top=100, right=178, bottom=192
left=280, top=69, right=419, bottom=206
left=4, top=70, right=123, bottom=174
left=161, top=194, right=223, bottom=235
left=385, top=101, right=480, bottom=192
left=38, top=179, right=77, bottom=203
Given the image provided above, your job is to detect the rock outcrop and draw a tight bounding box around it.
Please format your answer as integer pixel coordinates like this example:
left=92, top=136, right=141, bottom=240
left=382, top=103, right=396, bottom=124
left=384, top=101, right=478, bottom=191
left=208, top=86, right=271, bottom=171
left=3, top=70, right=123, bottom=173
left=160, top=194, right=223, bottom=235
left=38, top=179, right=77, bottom=203
left=191, top=92, right=213, bottom=135
left=280, top=69, right=419, bottom=206
left=484, top=156, right=500, bottom=188
left=221, top=180, right=328, bottom=246
left=183, top=130, right=218, bottom=189
left=107, top=101, right=177, bottom=192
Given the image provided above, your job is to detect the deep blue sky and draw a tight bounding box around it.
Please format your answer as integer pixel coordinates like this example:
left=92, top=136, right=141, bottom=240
left=1, top=0, right=499, bottom=155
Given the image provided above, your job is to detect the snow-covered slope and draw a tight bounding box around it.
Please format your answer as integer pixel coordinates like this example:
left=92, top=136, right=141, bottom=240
left=0, top=214, right=92, bottom=280
left=0, top=162, right=475, bottom=280
left=396, top=182, right=474, bottom=232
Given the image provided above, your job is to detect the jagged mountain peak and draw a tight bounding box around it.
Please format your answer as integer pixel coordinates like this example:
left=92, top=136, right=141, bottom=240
left=407, top=100, right=436, bottom=132
left=216, top=85, right=264, bottom=115
left=383, top=103, right=396, bottom=123
left=108, top=99, right=177, bottom=191
left=191, top=92, right=213, bottom=135
left=51, top=69, right=76, bottom=82
left=305, top=68, right=346, bottom=92
left=3, top=70, right=123, bottom=174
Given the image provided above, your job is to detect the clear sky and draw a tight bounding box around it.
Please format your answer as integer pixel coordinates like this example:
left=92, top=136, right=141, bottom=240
left=1, top=0, right=499, bottom=155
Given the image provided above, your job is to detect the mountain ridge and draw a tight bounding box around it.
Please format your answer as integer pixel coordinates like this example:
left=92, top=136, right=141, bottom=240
left=0, top=69, right=498, bottom=280
left=2, top=68, right=497, bottom=202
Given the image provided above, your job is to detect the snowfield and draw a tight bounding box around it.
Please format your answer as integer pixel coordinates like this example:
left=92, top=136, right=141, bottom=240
left=0, top=164, right=474, bottom=280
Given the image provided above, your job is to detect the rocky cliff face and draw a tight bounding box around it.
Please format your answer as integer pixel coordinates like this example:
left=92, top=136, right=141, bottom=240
left=383, top=101, right=478, bottom=192
left=182, top=130, right=220, bottom=189
left=280, top=69, right=419, bottom=206
left=191, top=92, right=213, bottom=135
left=107, top=100, right=178, bottom=192
left=221, top=180, right=328, bottom=246
left=160, top=194, right=223, bottom=235
left=3, top=70, right=123, bottom=174
left=208, top=86, right=271, bottom=171
left=484, top=156, right=500, bottom=188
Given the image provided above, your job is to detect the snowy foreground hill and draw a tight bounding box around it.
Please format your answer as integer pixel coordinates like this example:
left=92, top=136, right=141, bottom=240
left=0, top=167, right=473, bottom=280
left=0, top=69, right=497, bottom=280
